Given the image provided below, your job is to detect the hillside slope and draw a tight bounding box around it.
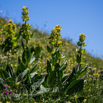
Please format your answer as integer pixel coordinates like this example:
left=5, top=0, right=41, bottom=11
left=0, top=17, right=103, bottom=74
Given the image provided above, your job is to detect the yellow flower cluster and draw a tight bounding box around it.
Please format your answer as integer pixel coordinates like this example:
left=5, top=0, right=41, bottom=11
left=49, top=25, right=62, bottom=47
left=22, top=6, right=28, bottom=10
left=57, top=40, right=62, bottom=44
left=0, top=38, right=1, bottom=45
left=23, top=94, right=26, bottom=96
left=8, top=19, right=13, bottom=26
left=22, top=6, right=29, bottom=21
left=79, top=33, right=85, bottom=42
left=74, top=95, right=77, bottom=98
left=55, top=25, right=62, bottom=31
left=96, top=72, right=99, bottom=77
left=83, top=99, right=87, bottom=103
left=7, top=20, right=16, bottom=38
left=21, top=23, right=32, bottom=40
left=16, top=82, right=20, bottom=85
left=77, top=33, right=86, bottom=47
left=28, top=68, right=30, bottom=71
left=92, top=68, right=96, bottom=71
left=6, top=101, right=10, bottom=103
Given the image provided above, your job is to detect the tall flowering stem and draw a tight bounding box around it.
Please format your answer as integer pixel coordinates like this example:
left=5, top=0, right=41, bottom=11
left=76, top=33, right=86, bottom=68
left=22, top=6, right=29, bottom=22
left=47, top=25, right=64, bottom=99
left=48, top=25, right=62, bottom=64
left=20, top=6, right=33, bottom=48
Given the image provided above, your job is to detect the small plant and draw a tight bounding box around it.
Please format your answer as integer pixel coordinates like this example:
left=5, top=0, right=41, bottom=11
left=76, top=33, right=86, bottom=67
left=0, top=19, right=18, bottom=54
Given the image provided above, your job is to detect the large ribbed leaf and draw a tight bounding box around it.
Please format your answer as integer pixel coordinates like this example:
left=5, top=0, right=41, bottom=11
left=46, top=60, right=52, bottom=74
left=47, top=63, right=63, bottom=88
left=5, top=77, right=15, bottom=89
left=0, top=69, right=9, bottom=79
left=6, top=64, right=15, bottom=78
left=17, top=61, right=26, bottom=75
left=30, top=61, right=39, bottom=73
left=31, top=77, right=45, bottom=93
left=21, top=39, right=24, bottom=49
left=62, top=67, right=76, bottom=90
left=16, top=69, right=28, bottom=82
left=64, top=79, right=84, bottom=95
left=22, top=47, right=31, bottom=66
left=76, top=66, right=88, bottom=78
left=30, top=72, right=38, bottom=78
left=59, top=60, right=67, bottom=71
left=47, top=45, right=53, bottom=53
left=29, top=53, right=35, bottom=64
left=34, top=85, right=58, bottom=96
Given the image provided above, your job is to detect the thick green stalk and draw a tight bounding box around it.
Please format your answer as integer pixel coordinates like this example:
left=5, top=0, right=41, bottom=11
left=79, top=45, right=82, bottom=68
left=25, top=21, right=28, bottom=48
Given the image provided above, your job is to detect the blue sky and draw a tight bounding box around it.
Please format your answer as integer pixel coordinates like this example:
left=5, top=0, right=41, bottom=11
left=0, top=0, right=103, bottom=59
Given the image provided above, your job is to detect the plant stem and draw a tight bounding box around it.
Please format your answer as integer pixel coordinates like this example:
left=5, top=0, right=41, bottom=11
left=80, top=45, right=82, bottom=68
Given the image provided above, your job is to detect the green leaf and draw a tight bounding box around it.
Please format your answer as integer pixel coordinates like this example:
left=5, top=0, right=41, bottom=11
left=22, top=47, right=31, bottom=66
left=55, top=63, right=63, bottom=85
left=2, top=37, right=13, bottom=52
left=5, top=77, right=15, bottom=89
left=62, top=67, right=76, bottom=90
left=51, top=48, right=61, bottom=65
left=34, top=45, right=42, bottom=60
left=68, top=67, right=76, bottom=83
left=21, top=39, right=24, bottom=49
left=46, top=60, right=52, bottom=74
left=12, top=40, right=17, bottom=47
left=16, top=69, right=28, bottom=82
left=76, top=66, right=88, bottom=78
left=34, top=85, right=58, bottom=96
left=57, top=50, right=62, bottom=60
left=81, top=49, right=85, bottom=54
left=30, top=61, right=39, bottom=73
left=34, top=84, right=50, bottom=96
left=82, top=43, right=86, bottom=47
left=26, top=71, right=31, bottom=84
left=16, top=61, right=39, bottom=82
left=64, top=79, right=84, bottom=95
left=18, top=56, right=21, bottom=64
left=61, top=74, right=68, bottom=84
left=47, top=63, right=62, bottom=87
left=47, top=45, right=53, bottom=53
left=76, top=54, right=81, bottom=64
left=0, top=69, right=9, bottom=79
left=29, top=53, right=35, bottom=64
left=47, top=69, right=57, bottom=88
left=17, top=61, right=26, bottom=75
left=30, top=46, right=35, bottom=53
left=31, top=77, right=45, bottom=93
left=0, top=78, right=4, bottom=89
left=30, top=72, right=38, bottom=78
left=59, top=60, right=67, bottom=71
left=6, top=64, right=15, bottom=79
left=30, top=45, right=42, bottom=61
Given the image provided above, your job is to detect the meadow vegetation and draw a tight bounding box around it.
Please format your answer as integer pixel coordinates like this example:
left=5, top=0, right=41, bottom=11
left=0, top=6, right=103, bottom=103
